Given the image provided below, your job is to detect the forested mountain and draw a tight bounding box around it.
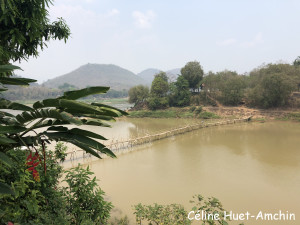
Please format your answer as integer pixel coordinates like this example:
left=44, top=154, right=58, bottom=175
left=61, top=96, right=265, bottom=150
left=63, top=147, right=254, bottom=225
left=43, top=64, right=146, bottom=90
left=1, top=64, right=183, bottom=101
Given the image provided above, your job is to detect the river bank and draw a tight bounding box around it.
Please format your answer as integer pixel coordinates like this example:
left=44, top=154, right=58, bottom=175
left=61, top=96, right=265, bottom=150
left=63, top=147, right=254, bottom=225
left=128, top=106, right=300, bottom=122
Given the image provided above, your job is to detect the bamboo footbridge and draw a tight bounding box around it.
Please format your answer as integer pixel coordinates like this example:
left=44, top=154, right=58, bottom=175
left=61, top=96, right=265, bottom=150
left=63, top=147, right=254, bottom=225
left=66, top=117, right=252, bottom=161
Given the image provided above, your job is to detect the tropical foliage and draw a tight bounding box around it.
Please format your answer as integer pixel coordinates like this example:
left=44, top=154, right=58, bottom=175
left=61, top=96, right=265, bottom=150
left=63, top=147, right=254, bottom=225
left=0, top=146, right=70, bottom=224
left=0, top=64, right=127, bottom=194
left=64, top=165, right=113, bottom=224
left=134, top=203, right=191, bottom=225
left=0, top=0, right=70, bottom=64
left=133, top=195, right=244, bottom=225
left=0, top=144, right=113, bottom=224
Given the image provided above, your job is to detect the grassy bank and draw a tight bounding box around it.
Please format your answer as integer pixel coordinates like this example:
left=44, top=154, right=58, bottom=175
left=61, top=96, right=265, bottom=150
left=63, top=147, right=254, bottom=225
left=277, top=112, right=300, bottom=122
left=128, top=107, right=220, bottom=119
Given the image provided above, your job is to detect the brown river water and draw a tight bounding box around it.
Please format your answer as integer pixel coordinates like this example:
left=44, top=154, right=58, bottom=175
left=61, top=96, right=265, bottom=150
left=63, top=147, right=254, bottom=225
left=71, top=119, right=300, bottom=224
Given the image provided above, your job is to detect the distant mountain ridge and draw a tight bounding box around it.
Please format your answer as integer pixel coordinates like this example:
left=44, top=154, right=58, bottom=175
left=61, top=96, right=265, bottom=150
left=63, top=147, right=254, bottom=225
left=43, top=63, right=181, bottom=90
left=43, top=64, right=146, bottom=90
left=137, top=68, right=181, bottom=84
left=136, top=68, right=161, bottom=84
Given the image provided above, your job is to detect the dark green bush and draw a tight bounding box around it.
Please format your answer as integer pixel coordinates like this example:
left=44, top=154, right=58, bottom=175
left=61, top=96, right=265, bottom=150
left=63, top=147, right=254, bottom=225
left=0, top=144, right=112, bottom=225
left=0, top=147, right=69, bottom=225
left=194, top=106, right=203, bottom=115
left=189, top=106, right=196, bottom=112
left=134, top=203, right=191, bottom=225
left=64, top=165, right=113, bottom=224
left=198, top=111, right=220, bottom=119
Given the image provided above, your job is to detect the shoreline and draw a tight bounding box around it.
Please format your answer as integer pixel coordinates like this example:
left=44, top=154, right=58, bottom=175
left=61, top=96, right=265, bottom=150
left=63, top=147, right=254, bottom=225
left=127, top=106, right=300, bottom=122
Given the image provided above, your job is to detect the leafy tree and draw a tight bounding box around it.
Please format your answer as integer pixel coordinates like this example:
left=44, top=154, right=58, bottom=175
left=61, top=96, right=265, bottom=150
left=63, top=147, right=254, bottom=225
left=247, top=73, right=294, bottom=108
left=154, top=71, right=168, bottom=82
left=293, top=56, right=300, bottom=67
left=64, top=165, right=113, bottom=224
left=169, top=75, right=191, bottom=107
left=0, top=0, right=71, bottom=64
left=128, top=85, right=149, bottom=107
left=148, top=72, right=169, bottom=110
left=220, top=75, right=246, bottom=106
left=181, top=61, right=204, bottom=92
left=150, top=72, right=169, bottom=97
left=202, top=70, right=247, bottom=106
left=293, top=57, right=300, bottom=91
left=246, top=64, right=298, bottom=108
left=0, top=0, right=127, bottom=195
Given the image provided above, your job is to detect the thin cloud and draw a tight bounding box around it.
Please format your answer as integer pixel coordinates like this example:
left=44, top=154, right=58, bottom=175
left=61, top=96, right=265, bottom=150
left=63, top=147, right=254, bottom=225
left=132, top=10, right=156, bottom=29
left=107, top=9, right=119, bottom=17
left=50, top=5, right=119, bottom=28
left=240, top=32, right=263, bottom=48
left=217, top=38, right=237, bottom=46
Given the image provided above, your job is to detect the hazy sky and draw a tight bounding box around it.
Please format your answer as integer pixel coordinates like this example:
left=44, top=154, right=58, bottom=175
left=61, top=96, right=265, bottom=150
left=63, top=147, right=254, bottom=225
left=16, top=0, right=300, bottom=83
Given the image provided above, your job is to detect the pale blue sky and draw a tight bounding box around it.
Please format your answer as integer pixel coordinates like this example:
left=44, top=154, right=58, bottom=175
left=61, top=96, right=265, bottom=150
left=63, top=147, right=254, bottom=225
left=17, top=0, right=300, bottom=82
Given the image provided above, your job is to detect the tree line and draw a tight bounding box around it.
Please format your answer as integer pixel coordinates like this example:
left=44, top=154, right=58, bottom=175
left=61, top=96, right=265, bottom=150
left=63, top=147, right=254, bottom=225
left=129, top=59, right=300, bottom=109
left=0, top=82, right=128, bottom=101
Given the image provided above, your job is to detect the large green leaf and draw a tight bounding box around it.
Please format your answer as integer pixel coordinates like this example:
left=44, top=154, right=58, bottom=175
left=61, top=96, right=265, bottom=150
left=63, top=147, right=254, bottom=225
left=78, top=114, right=115, bottom=121
left=60, top=112, right=82, bottom=125
left=0, top=125, right=26, bottom=134
left=59, top=86, right=110, bottom=100
left=69, top=128, right=107, bottom=140
left=16, top=109, right=82, bottom=125
left=47, top=126, right=68, bottom=132
left=44, top=131, right=116, bottom=157
left=0, top=116, right=20, bottom=126
left=0, top=64, right=21, bottom=73
left=0, top=99, right=34, bottom=111
left=71, top=141, right=101, bottom=158
left=47, top=127, right=107, bottom=140
left=33, top=99, right=102, bottom=115
left=0, top=111, right=15, bottom=118
left=0, top=182, right=14, bottom=195
left=81, top=118, right=111, bottom=127
left=0, top=136, right=17, bottom=144
left=97, top=147, right=116, bottom=158
left=0, top=77, right=37, bottom=86
left=92, top=102, right=128, bottom=116
left=0, top=152, right=13, bottom=167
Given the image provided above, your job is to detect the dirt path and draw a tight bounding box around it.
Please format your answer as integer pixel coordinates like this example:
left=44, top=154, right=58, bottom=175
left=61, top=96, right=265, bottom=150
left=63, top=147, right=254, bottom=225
left=206, top=94, right=223, bottom=107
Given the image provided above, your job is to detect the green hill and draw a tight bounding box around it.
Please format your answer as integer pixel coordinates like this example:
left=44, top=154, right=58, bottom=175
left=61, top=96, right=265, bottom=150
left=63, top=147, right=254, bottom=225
left=43, top=64, right=146, bottom=90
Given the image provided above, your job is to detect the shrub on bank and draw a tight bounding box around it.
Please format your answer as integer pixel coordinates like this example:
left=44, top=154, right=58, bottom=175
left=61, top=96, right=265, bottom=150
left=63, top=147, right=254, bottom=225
left=198, top=111, right=220, bottom=119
